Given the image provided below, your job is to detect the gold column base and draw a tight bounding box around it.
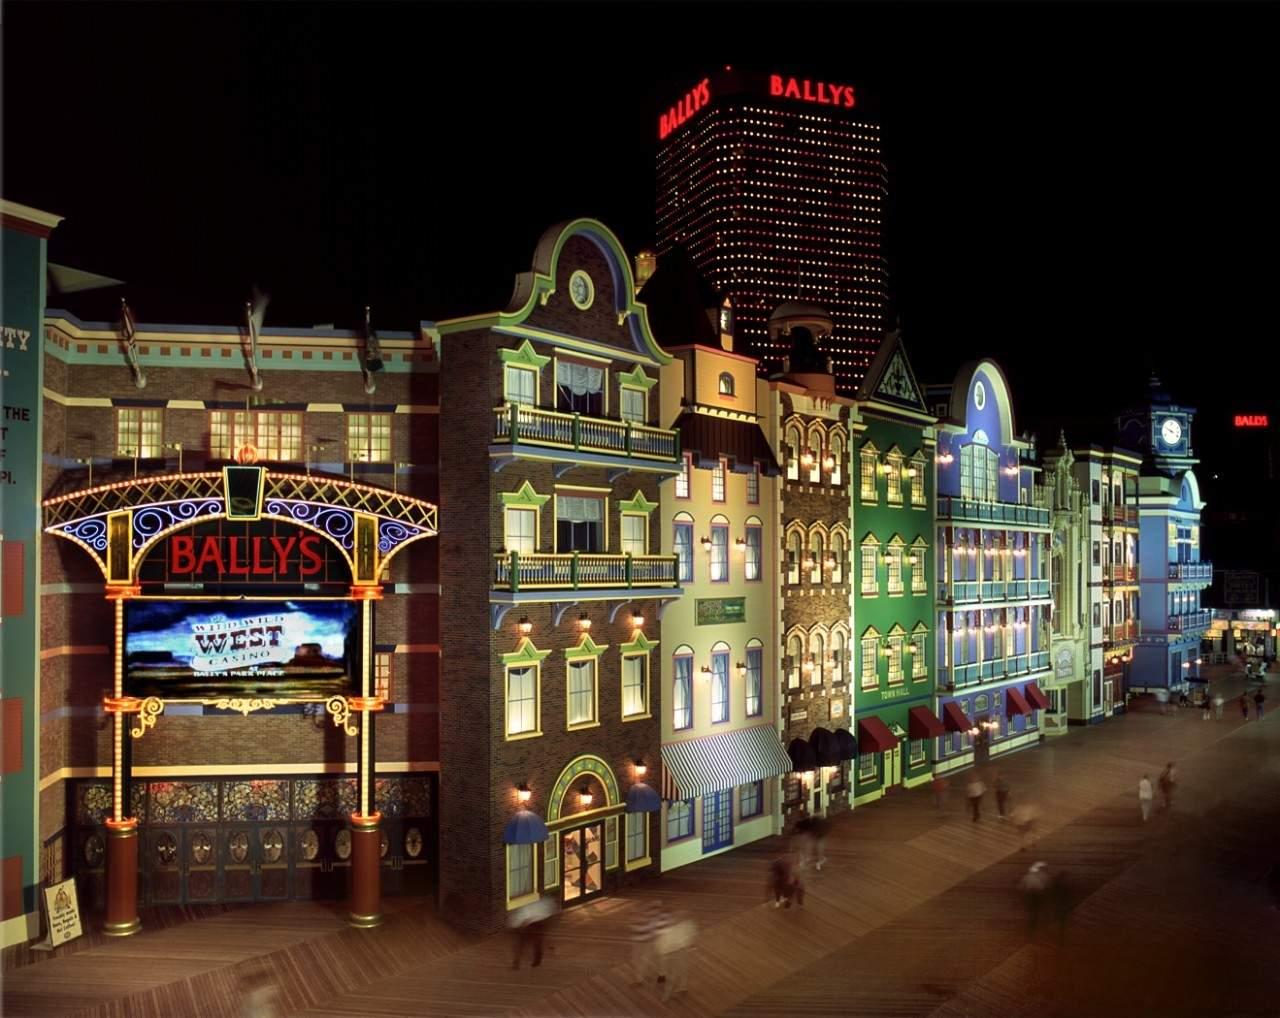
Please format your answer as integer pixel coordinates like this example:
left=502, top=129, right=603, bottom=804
left=347, top=910, right=383, bottom=929
left=102, top=918, right=142, bottom=937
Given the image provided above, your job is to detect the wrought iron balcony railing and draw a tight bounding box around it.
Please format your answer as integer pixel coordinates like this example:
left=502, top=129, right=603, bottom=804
left=940, top=577, right=1051, bottom=605
left=1168, top=561, right=1213, bottom=583
left=494, top=551, right=680, bottom=592
left=1167, top=609, right=1213, bottom=633
left=937, top=496, right=1051, bottom=529
left=493, top=404, right=680, bottom=462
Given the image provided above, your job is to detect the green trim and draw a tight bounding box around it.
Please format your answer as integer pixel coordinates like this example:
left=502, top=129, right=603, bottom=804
left=501, top=638, right=552, bottom=667
left=564, top=634, right=609, bottom=660
left=617, top=364, right=658, bottom=392
left=617, top=490, right=658, bottom=515
left=501, top=480, right=551, bottom=510
left=618, top=631, right=660, bottom=655
left=499, top=339, right=551, bottom=371
left=546, top=754, right=621, bottom=823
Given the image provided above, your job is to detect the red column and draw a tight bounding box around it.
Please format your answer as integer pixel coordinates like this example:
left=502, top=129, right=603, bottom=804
left=348, top=811, right=382, bottom=927
left=103, top=817, right=140, bottom=936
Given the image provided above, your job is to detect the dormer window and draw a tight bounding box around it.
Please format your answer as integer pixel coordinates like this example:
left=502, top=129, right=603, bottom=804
left=718, top=372, right=735, bottom=397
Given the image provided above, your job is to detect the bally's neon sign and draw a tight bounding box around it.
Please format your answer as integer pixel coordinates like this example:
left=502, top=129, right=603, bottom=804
left=168, top=533, right=327, bottom=578
left=1235, top=414, right=1269, bottom=428
left=658, top=72, right=859, bottom=139
left=659, top=78, right=711, bottom=140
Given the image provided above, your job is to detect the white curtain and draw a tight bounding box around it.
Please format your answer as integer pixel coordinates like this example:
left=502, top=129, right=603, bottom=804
left=558, top=496, right=602, bottom=523
left=557, top=362, right=603, bottom=395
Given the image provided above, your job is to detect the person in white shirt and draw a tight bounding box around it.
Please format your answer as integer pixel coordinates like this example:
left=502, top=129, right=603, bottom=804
left=1138, top=774, right=1153, bottom=822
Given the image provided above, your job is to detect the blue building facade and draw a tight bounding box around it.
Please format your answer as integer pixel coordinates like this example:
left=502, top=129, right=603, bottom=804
left=1120, top=380, right=1212, bottom=693
left=926, top=360, right=1054, bottom=773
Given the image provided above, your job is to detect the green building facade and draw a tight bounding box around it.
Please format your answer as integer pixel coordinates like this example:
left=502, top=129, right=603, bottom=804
left=850, top=332, right=941, bottom=805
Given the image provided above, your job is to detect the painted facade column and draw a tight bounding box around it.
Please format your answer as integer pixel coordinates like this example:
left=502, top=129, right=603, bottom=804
left=102, top=585, right=142, bottom=936
left=348, top=581, right=384, bottom=928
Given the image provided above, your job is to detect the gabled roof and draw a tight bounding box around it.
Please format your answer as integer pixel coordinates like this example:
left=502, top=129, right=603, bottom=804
left=856, top=328, right=930, bottom=416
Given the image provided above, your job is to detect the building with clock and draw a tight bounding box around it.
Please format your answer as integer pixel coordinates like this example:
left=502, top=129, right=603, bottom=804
left=1117, top=377, right=1213, bottom=694
left=925, top=360, right=1054, bottom=773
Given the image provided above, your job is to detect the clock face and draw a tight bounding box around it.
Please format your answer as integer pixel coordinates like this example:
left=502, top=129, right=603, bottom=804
left=568, top=270, right=594, bottom=310
left=1160, top=418, right=1182, bottom=446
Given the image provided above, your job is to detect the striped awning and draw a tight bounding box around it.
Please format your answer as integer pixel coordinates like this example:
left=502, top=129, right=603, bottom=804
left=661, top=723, right=791, bottom=799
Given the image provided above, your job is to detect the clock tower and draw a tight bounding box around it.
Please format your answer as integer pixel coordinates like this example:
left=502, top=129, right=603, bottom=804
left=1116, top=373, right=1197, bottom=473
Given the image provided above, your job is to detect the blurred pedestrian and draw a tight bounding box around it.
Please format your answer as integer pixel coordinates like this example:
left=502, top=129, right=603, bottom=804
left=239, top=967, right=279, bottom=1018
left=1255, top=688, right=1266, bottom=719
left=768, top=853, right=804, bottom=908
left=510, top=896, right=555, bottom=970
left=1241, top=693, right=1250, bottom=721
left=1156, top=687, right=1170, bottom=715
left=966, top=774, right=986, bottom=822
left=629, top=899, right=662, bottom=987
left=994, top=772, right=1011, bottom=821
left=1020, top=861, right=1050, bottom=932
left=1202, top=694, right=1212, bottom=721
left=931, top=774, right=948, bottom=809
left=655, top=911, right=697, bottom=1002
left=1158, top=763, right=1176, bottom=812
left=1214, top=693, right=1225, bottom=720
left=1138, top=774, right=1153, bottom=822
left=807, top=815, right=831, bottom=871
left=794, top=816, right=813, bottom=869
left=1012, top=803, right=1041, bottom=850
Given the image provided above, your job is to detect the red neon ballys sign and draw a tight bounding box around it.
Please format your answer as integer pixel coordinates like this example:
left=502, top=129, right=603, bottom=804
left=658, top=78, right=711, bottom=140
left=168, top=533, right=326, bottom=578
left=770, top=74, right=856, bottom=108
left=1235, top=414, right=1269, bottom=428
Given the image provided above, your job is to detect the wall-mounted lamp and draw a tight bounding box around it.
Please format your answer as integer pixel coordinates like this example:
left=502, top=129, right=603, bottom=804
left=701, top=664, right=714, bottom=676
left=737, top=661, right=747, bottom=678
left=822, top=455, right=835, bottom=472
left=881, top=463, right=894, bottom=475
left=802, top=659, right=815, bottom=673
left=800, top=452, right=815, bottom=467
left=516, top=782, right=533, bottom=804
left=824, top=556, right=837, bottom=571
left=735, top=536, right=748, bottom=552
left=701, top=536, right=713, bottom=553
left=906, top=467, right=917, bottom=478
left=634, top=760, right=647, bottom=778
left=518, top=616, right=533, bottom=636
left=907, top=554, right=918, bottom=566
left=578, top=784, right=594, bottom=809
left=630, top=613, right=645, bottom=628
left=802, top=770, right=816, bottom=784
left=803, top=556, right=817, bottom=571
left=938, top=452, right=955, bottom=465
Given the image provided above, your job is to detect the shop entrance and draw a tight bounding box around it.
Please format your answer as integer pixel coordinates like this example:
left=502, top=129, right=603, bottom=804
left=885, top=745, right=902, bottom=789
left=561, top=823, right=604, bottom=905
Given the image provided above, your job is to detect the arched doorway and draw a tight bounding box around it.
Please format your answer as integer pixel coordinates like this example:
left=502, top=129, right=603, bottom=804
left=545, top=756, right=621, bottom=907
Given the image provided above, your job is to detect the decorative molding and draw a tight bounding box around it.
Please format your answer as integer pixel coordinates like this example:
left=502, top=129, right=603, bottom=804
left=498, top=339, right=551, bottom=371
left=129, top=697, right=164, bottom=739
left=500, top=637, right=553, bottom=667
left=501, top=480, right=551, bottom=510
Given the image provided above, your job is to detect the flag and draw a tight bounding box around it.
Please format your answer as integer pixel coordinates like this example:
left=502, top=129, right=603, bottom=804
left=246, top=288, right=269, bottom=389
left=120, top=299, right=145, bottom=388
left=364, top=305, right=383, bottom=374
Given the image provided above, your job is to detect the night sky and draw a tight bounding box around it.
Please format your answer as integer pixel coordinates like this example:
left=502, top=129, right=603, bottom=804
left=6, top=1, right=1277, bottom=451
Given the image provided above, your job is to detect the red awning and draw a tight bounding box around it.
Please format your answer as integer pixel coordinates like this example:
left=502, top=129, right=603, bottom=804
left=908, top=705, right=946, bottom=740
left=1024, top=682, right=1052, bottom=711
left=857, top=716, right=900, bottom=754
left=942, top=700, right=973, bottom=733
left=1006, top=687, right=1033, bottom=717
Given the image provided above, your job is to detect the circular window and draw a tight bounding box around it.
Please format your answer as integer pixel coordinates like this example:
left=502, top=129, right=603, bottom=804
left=83, top=834, right=105, bottom=868
left=405, top=826, right=423, bottom=859
left=261, top=829, right=284, bottom=864
left=191, top=832, right=212, bottom=865
left=974, top=380, right=986, bottom=410
left=568, top=270, right=594, bottom=310
left=334, top=829, right=352, bottom=861
left=300, top=829, right=320, bottom=861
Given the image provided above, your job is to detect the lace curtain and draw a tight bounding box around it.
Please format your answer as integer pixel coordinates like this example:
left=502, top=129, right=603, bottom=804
left=557, top=362, right=603, bottom=396
left=557, top=496, right=603, bottom=523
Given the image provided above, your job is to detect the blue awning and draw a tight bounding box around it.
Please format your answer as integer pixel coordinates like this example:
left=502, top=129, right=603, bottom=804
left=503, top=809, right=549, bottom=845
left=661, top=722, right=791, bottom=799
left=625, top=782, right=662, bottom=813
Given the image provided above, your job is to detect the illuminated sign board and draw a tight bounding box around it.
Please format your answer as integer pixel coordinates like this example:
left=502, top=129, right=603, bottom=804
left=658, top=71, right=860, bottom=139
left=124, top=599, right=359, bottom=696
left=1234, top=414, right=1269, bottom=428
left=136, top=518, right=351, bottom=587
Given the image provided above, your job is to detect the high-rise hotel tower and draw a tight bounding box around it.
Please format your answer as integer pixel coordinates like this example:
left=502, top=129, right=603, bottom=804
left=655, top=68, right=887, bottom=391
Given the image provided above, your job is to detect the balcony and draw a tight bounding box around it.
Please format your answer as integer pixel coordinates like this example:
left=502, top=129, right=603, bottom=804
left=1102, top=504, right=1138, bottom=527
left=1105, top=564, right=1137, bottom=584
left=937, top=650, right=1050, bottom=691
left=1167, top=609, right=1213, bottom=634
left=1105, top=621, right=1138, bottom=646
left=493, top=551, right=680, bottom=592
left=937, top=495, right=1051, bottom=529
left=1168, top=561, right=1213, bottom=583
left=492, top=404, right=682, bottom=473
left=940, top=577, right=1051, bottom=605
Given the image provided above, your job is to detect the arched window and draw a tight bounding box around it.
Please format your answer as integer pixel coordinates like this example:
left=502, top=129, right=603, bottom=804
left=808, top=631, right=825, bottom=686
left=960, top=442, right=998, bottom=501
left=785, top=424, right=803, bottom=481
left=673, top=511, right=694, bottom=583
left=744, top=638, right=764, bottom=717
left=787, top=529, right=803, bottom=585
left=828, top=434, right=844, bottom=485
left=831, top=531, right=846, bottom=583
left=808, top=427, right=823, bottom=483
left=710, top=641, right=731, bottom=723
left=860, top=443, right=879, bottom=503
left=832, top=629, right=847, bottom=682
left=810, top=531, right=824, bottom=584
left=787, top=633, right=804, bottom=690
left=671, top=646, right=694, bottom=731
left=718, top=372, right=735, bottom=397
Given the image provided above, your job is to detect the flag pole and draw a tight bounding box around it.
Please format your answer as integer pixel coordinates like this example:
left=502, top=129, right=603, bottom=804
left=120, top=299, right=145, bottom=389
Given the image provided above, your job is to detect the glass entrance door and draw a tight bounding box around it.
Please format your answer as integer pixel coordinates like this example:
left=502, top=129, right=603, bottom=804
left=561, top=823, right=603, bottom=905
left=703, top=789, right=733, bottom=852
left=886, top=745, right=902, bottom=788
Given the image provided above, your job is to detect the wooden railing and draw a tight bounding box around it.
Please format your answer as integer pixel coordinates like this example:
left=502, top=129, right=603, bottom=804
left=1106, top=622, right=1137, bottom=645
left=494, top=551, right=680, bottom=591
left=493, top=404, right=680, bottom=462
left=1105, top=564, right=1137, bottom=583
left=937, top=496, right=1051, bottom=528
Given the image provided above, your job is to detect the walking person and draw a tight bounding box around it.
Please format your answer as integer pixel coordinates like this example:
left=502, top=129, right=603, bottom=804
left=1138, top=773, right=1154, bottom=822
left=768, top=853, right=804, bottom=909
left=794, top=816, right=813, bottom=870
left=1214, top=693, right=1225, bottom=720
left=1020, top=861, right=1051, bottom=933
left=655, top=911, right=697, bottom=1002
left=932, top=774, right=949, bottom=809
left=1158, top=762, right=1176, bottom=812
left=807, top=815, right=831, bottom=871
left=966, top=774, right=986, bottom=822
left=1241, top=693, right=1250, bottom=721
left=629, top=899, right=661, bottom=987
left=1012, top=803, right=1042, bottom=850
left=1156, top=687, right=1170, bottom=716
left=994, top=771, right=1011, bottom=821
left=1255, top=687, right=1266, bottom=719
left=510, top=896, right=555, bottom=970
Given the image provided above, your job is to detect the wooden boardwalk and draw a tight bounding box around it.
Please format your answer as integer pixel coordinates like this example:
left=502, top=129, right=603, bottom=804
left=5, top=664, right=1278, bottom=1018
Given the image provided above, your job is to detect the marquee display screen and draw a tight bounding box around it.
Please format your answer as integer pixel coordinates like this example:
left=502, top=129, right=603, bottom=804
left=125, top=600, right=359, bottom=696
